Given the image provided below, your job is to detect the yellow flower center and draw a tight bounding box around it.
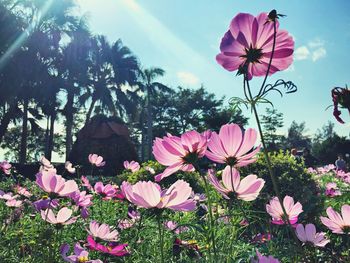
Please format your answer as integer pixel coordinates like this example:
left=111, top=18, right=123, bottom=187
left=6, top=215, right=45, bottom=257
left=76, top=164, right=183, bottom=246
left=77, top=256, right=88, bottom=262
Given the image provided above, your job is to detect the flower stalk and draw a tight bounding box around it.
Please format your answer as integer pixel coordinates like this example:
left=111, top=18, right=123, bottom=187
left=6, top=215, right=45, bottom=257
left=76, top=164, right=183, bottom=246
left=243, top=19, right=301, bottom=247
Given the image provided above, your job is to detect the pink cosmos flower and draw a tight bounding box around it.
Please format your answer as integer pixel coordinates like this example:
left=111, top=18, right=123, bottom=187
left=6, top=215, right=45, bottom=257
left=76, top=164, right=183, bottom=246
left=15, top=185, right=32, bottom=198
left=60, top=243, right=102, bottom=263
left=128, top=208, right=140, bottom=220
left=87, top=235, right=129, bottom=257
left=41, top=207, right=77, bottom=225
left=70, top=191, right=93, bottom=207
left=266, top=196, right=303, bottom=225
left=33, top=198, right=59, bottom=211
left=325, top=182, right=341, bottom=197
left=207, top=167, right=265, bottom=201
left=216, top=12, right=294, bottom=80
left=81, top=207, right=89, bottom=219
left=81, top=176, right=92, bottom=191
left=295, top=223, right=330, bottom=247
left=39, top=156, right=57, bottom=173
left=320, top=205, right=350, bottom=234
left=0, top=161, right=11, bottom=175
left=152, top=130, right=207, bottom=181
left=0, top=191, right=18, bottom=201
left=123, top=160, right=140, bottom=173
left=252, top=250, right=280, bottom=263
left=164, top=221, right=189, bottom=234
left=206, top=124, right=260, bottom=169
left=0, top=191, right=22, bottom=207
left=122, top=180, right=196, bottom=211
left=88, top=154, right=105, bottom=167
left=118, top=219, right=135, bottom=230
left=65, top=161, right=76, bottom=174
left=94, top=182, right=116, bottom=200
left=6, top=199, right=22, bottom=207
left=36, top=171, right=78, bottom=197
left=88, top=221, right=119, bottom=241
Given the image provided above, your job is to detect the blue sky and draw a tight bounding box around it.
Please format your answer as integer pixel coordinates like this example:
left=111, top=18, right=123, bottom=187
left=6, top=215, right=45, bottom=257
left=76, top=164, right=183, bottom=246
left=78, top=0, right=350, bottom=138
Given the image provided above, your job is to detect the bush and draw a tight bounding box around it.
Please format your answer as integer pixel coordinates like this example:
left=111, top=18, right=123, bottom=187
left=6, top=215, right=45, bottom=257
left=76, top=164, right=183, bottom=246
left=241, top=151, right=324, bottom=222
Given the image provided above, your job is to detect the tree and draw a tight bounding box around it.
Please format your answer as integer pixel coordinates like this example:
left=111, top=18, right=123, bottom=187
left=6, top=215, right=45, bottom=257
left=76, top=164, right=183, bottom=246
left=285, top=121, right=311, bottom=150
left=313, top=134, right=350, bottom=165
left=136, top=67, right=170, bottom=159
left=261, top=108, right=284, bottom=151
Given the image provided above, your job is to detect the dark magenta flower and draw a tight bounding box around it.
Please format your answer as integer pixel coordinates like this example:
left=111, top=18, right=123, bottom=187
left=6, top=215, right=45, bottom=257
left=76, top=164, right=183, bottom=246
left=331, top=87, right=350, bottom=123
left=87, top=235, right=129, bottom=257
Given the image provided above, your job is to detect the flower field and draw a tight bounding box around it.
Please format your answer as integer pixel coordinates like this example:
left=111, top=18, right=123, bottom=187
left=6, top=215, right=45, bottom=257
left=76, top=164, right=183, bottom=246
left=1, top=2, right=350, bottom=262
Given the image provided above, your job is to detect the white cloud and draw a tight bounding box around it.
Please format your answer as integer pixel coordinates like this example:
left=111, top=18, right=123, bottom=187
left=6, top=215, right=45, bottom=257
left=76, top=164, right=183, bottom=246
left=177, top=71, right=199, bottom=85
left=312, top=47, right=326, bottom=61
left=294, top=46, right=310, bottom=60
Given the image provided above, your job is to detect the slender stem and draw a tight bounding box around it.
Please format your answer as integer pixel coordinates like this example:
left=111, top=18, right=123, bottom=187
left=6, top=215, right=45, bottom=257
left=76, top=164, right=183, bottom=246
left=201, top=174, right=217, bottom=260
left=245, top=77, right=301, bottom=246
left=257, top=21, right=277, bottom=98
left=157, top=216, right=164, bottom=263
left=229, top=166, right=249, bottom=223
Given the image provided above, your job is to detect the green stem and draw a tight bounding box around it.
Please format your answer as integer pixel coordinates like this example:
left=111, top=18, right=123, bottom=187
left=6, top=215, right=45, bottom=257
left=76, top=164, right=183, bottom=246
left=157, top=216, right=164, bottom=263
left=200, top=173, right=217, bottom=261
left=245, top=77, right=301, bottom=246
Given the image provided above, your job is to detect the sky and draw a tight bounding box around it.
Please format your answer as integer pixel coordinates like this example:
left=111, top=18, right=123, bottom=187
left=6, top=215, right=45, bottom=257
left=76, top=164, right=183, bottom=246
left=75, top=0, right=350, bottom=138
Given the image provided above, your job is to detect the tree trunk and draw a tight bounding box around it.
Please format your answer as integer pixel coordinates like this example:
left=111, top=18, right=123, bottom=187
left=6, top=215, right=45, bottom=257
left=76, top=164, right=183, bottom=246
left=44, top=116, right=50, bottom=157
left=146, top=87, right=153, bottom=160
left=19, top=100, right=28, bottom=164
left=85, top=98, right=96, bottom=126
left=65, top=93, right=74, bottom=161
left=0, top=103, right=17, bottom=143
left=140, top=109, right=145, bottom=162
left=47, top=112, right=56, bottom=161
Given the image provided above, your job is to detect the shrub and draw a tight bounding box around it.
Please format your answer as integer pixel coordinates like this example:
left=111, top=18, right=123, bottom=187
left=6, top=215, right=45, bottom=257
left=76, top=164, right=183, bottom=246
left=241, top=151, right=324, bottom=222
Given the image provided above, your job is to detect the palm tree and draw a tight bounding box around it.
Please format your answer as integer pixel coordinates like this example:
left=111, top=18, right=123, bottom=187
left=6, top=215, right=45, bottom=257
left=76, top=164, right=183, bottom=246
left=61, top=18, right=91, bottom=159
left=82, top=36, right=140, bottom=125
left=136, top=67, right=171, bottom=159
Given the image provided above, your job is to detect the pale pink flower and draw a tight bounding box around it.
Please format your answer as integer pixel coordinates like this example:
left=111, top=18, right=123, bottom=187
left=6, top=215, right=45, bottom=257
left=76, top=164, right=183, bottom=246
left=88, top=154, right=105, bottom=167
left=0, top=161, right=11, bottom=175
left=60, top=243, right=102, bottom=263
left=39, top=156, right=56, bottom=173
left=164, top=220, right=189, bottom=234
left=266, top=196, right=303, bottom=225
left=216, top=12, right=294, bottom=80
left=81, top=176, right=92, bottom=190
left=295, top=223, right=330, bottom=247
left=320, top=205, right=350, bottom=234
left=65, top=161, right=76, bottom=174
left=152, top=130, right=207, bottom=181
left=36, top=171, right=78, bottom=197
left=94, top=182, right=116, bottom=200
left=6, top=199, right=22, bottom=207
left=118, top=219, right=135, bottom=230
left=122, top=180, right=196, bottom=211
left=15, top=185, right=32, bottom=198
left=251, top=250, right=280, bottom=263
left=41, top=207, right=77, bottom=225
left=88, top=221, right=119, bottom=241
left=70, top=191, right=93, bottom=207
left=0, top=192, right=18, bottom=201
left=123, top=160, right=140, bottom=173
left=206, top=124, right=260, bottom=168
left=207, top=167, right=264, bottom=201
